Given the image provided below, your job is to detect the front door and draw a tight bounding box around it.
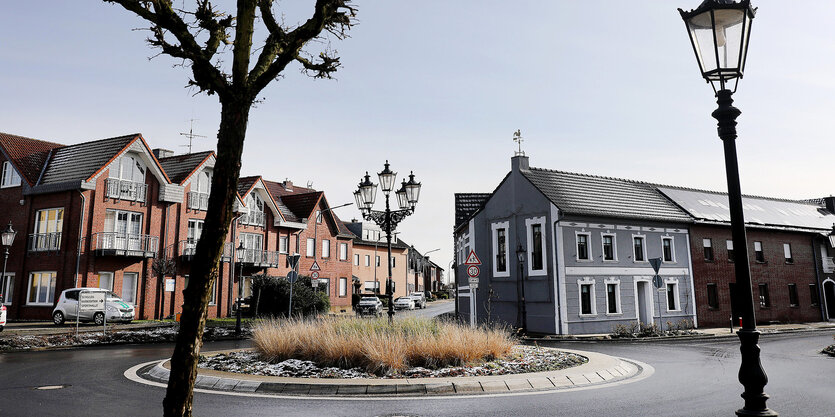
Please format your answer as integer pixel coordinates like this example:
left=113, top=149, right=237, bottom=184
left=825, top=281, right=835, bottom=320
left=637, top=281, right=650, bottom=325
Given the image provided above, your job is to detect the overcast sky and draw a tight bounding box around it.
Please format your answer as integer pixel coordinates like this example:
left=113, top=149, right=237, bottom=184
left=2, top=1, right=834, bottom=281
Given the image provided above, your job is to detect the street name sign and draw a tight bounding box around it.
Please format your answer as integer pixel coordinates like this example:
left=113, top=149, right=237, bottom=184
left=79, top=291, right=105, bottom=312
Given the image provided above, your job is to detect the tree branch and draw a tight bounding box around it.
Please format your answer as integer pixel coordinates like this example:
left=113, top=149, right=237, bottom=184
left=296, top=53, right=341, bottom=79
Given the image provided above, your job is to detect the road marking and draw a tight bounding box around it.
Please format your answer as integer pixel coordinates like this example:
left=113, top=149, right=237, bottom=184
left=124, top=358, right=654, bottom=401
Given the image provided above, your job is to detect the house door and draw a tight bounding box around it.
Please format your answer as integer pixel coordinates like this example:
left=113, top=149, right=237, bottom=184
left=636, top=281, right=650, bottom=325
left=824, top=281, right=835, bottom=320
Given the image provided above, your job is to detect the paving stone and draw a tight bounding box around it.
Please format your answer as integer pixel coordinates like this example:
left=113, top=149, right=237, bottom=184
left=505, top=379, right=533, bottom=391
left=453, top=381, right=483, bottom=393
left=281, top=384, right=311, bottom=395
left=396, top=384, right=426, bottom=395
left=480, top=381, right=509, bottom=393
left=583, top=372, right=604, bottom=383
left=255, top=382, right=284, bottom=393
left=566, top=375, right=589, bottom=385
left=307, top=385, right=339, bottom=396
left=610, top=367, right=624, bottom=376
left=548, top=376, right=573, bottom=388
left=194, top=376, right=220, bottom=389
left=527, top=377, right=555, bottom=389
left=424, top=383, right=455, bottom=395
left=366, top=385, right=398, bottom=395
left=213, top=378, right=239, bottom=391
left=233, top=380, right=261, bottom=393
left=337, top=385, right=368, bottom=395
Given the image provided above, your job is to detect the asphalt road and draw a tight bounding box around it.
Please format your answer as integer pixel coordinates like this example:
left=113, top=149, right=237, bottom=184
left=394, top=298, right=454, bottom=320
left=1, top=329, right=833, bottom=416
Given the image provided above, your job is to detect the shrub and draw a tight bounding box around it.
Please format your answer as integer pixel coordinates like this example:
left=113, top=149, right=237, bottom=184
left=251, top=275, right=329, bottom=318
left=252, top=317, right=515, bottom=375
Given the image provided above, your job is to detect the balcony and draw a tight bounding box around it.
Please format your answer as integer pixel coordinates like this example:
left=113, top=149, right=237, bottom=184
left=187, top=191, right=209, bottom=211
left=28, top=232, right=62, bottom=252
left=92, top=232, right=157, bottom=257
left=179, top=240, right=232, bottom=262
left=823, top=256, right=835, bottom=273
left=105, top=178, right=147, bottom=203
left=240, top=211, right=266, bottom=227
left=236, top=248, right=281, bottom=268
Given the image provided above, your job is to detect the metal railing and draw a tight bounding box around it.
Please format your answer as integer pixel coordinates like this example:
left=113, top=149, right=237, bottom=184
left=823, top=256, right=835, bottom=273
left=92, top=232, right=158, bottom=255
left=240, top=211, right=266, bottom=227
left=187, top=191, right=209, bottom=211
left=236, top=248, right=280, bottom=267
left=28, top=232, right=62, bottom=252
left=178, top=240, right=233, bottom=262
left=105, top=178, right=147, bottom=203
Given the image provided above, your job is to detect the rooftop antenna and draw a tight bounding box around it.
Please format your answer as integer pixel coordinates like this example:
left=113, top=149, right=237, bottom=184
left=179, top=119, right=206, bottom=154
left=513, top=129, right=525, bottom=156
left=306, top=180, right=314, bottom=189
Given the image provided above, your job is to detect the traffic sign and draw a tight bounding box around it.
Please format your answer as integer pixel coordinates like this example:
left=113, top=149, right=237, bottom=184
left=467, top=265, right=480, bottom=278
left=287, top=271, right=299, bottom=283
left=311, top=271, right=320, bottom=279
left=649, top=257, right=662, bottom=274
left=309, top=261, right=321, bottom=271
left=79, top=291, right=105, bottom=312
left=464, top=250, right=481, bottom=265
left=312, top=279, right=319, bottom=287
left=653, top=275, right=663, bottom=289
left=468, top=277, right=479, bottom=289
left=288, top=253, right=301, bottom=270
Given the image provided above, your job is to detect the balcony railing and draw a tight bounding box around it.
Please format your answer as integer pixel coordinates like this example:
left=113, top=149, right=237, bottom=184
left=92, top=232, right=157, bottom=257
left=236, top=248, right=280, bottom=267
left=178, top=240, right=232, bottom=262
left=240, top=211, right=266, bottom=227
left=105, top=178, right=147, bottom=203
left=28, top=232, right=62, bottom=252
left=823, top=256, right=835, bottom=273
left=187, top=191, right=209, bottom=211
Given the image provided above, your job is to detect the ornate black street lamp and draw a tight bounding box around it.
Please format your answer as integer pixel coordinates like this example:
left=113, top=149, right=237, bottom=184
left=235, top=240, right=245, bottom=336
left=515, top=245, right=527, bottom=333
left=355, top=161, right=421, bottom=322
left=0, top=222, right=16, bottom=305
left=678, top=2, right=776, bottom=416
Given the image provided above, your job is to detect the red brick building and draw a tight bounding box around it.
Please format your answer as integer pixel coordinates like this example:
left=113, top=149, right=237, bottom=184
left=0, top=132, right=355, bottom=321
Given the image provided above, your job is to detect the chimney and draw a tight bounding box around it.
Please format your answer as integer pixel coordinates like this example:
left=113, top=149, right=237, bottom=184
left=824, top=196, right=835, bottom=214
left=511, top=154, right=529, bottom=172
left=153, top=148, right=174, bottom=159
left=283, top=179, right=293, bottom=191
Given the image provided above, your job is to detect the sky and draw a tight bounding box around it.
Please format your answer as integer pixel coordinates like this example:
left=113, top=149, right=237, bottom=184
left=2, top=1, right=835, bottom=283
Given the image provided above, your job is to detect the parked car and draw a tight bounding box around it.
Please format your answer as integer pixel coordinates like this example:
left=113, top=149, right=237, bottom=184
left=355, top=296, right=383, bottom=317
left=393, top=296, right=415, bottom=310
left=0, top=304, right=6, bottom=332
left=409, top=292, right=427, bottom=309
left=52, top=288, right=135, bottom=325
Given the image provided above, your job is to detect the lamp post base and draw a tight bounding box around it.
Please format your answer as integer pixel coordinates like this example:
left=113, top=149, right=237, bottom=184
left=735, top=329, right=778, bottom=417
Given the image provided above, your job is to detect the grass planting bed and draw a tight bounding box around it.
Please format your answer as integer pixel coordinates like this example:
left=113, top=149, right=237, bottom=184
left=197, top=317, right=587, bottom=379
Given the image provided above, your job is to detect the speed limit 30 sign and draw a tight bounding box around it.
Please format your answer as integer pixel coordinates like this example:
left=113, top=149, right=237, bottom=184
left=467, top=265, right=480, bottom=278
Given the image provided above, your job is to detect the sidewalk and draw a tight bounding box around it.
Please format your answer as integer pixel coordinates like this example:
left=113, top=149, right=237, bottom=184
left=135, top=347, right=648, bottom=397
left=1, top=320, right=178, bottom=336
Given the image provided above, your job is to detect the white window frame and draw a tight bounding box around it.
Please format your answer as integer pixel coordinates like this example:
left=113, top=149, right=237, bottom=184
left=726, top=239, right=735, bottom=261
left=575, top=231, right=592, bottom=261
left=26, top=271, right=57, bottom=305
left=306, top=238, right=315, bottom=257
left=322, top=239, right=331, bottom=258
left=279, top=236, right=289, bottom=254
left=339, top=243, right=348, bottom=261
left=604, top=277, right=622, bottom=315
left=1, top=272, right=14, bottom=305
left=339, top=277, right=348, bottom=297
left=577, top=277, right=596, bottom=317
left=32, top=208, right=64, bottom=251
left=364, top=255, right=370, bottom=267
left=99, top=271, right=114, bottom=291
left=665, top=277, right=681, bottom=312
left=354, top=253, right=360, bottom=266
left=376, top=255, right=380, bottom=267
left=703, top=238, right=714, bottom=261
left=783, top=243, right=793, bottom=263
left=1, top=161, right=21, bottom=188
left=208, top=277, right=217, bottom=305
left=491, top=221, right=510, bottom=277
left=632, top=234, right=647, bottom=263
left=601, top=232, right=617, bottom=262
left=390, top=256, right=396, bottom=268
left=526, top=216, right=547, bottom=276
left=661, top=236, right=676, bottom=263
left=122, top=272, right=138, bottom=305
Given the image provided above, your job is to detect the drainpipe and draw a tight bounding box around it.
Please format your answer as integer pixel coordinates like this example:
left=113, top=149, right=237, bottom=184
left=228, top=214, right=243, bottom=317
left=811, top=237, right=827, bottom=321
left=75, top=190, right=86, bottom=288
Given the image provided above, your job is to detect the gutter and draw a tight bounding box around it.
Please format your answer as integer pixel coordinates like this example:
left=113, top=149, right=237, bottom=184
left=75, top=190, right=86, bottom=288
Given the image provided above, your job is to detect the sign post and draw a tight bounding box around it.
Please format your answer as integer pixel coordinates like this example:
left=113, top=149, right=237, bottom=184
left=649, top=257, right=664, bottom=332
left=464, top=250, right=482, bottom=328
left=287, top=253, right=301, bottom=317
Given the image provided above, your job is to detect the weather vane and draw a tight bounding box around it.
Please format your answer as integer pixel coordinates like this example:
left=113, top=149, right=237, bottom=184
left=513, top=129, right=524, bottom=156
left=179, top=119, right=206, bottom=154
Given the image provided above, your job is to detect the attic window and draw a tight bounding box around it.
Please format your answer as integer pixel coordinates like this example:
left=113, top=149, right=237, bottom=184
left=1, top=161, right=21, bottom=188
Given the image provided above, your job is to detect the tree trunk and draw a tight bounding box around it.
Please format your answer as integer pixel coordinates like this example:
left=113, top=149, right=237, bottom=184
left=162, top=96, right=251, bottom=417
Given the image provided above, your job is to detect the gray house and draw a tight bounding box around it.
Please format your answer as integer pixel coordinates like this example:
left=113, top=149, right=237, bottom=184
left=454, top=154, right=697, bottom=335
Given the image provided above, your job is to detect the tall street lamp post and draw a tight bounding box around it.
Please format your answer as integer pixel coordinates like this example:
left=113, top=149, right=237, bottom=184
left=678, top=1, right=776, bottom=416
left=0, top=222, right=17, bottom=305
left=515, top=245, right=527, bottom=333
left=235, top=240, right=245, bottom=336
left=355, top=161, right=421, bottom=322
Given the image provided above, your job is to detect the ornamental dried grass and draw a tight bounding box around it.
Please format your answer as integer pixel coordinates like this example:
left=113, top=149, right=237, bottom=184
left=252, top=317, right=515, bottom=375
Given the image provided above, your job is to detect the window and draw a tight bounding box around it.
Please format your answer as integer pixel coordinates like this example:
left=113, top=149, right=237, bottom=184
left=758, top=283, right=770, bottom=308
left=243, top=192, right=266, bottom=226
left=576, top=233, right=590, bottom=260
left=491, top=222, right=509, bottom=276
left=364, top=281, right=379, bottom=292
left=122, top=272, right=138, bottom=305
left=339, top=243, right=348, bottom=261
left=579, top=280, right=595, bottom=316
left=703, top=238, right=714, bottom=261
left=99, top=272, right=114, bottom=291
left=107, top=154, right=147, bottom=201
left=376, top=255, right=380, bottom=267
left=27, top=271, right=56, bottom=305
left=103, top=210, right=143, bottom=250
left=727, top=240, right=735, bottom=262
left=30, top=208, right=64, bottom=251
left=602, top=234, right=616, bottom=261
left=306, top=238, right=315, bottom=257
left=318, top=278, right=330, bottom=295
left=239, top=233, right=264, bottom=263
left=525, top=217, right=547, bottom=274
left=1, top=161, right=21, bottom=188
left=530, top=223, right=544, bottom=271
left=788, top=284, right=799, bottom=307
left=364, top=255, right=370, bottom=267
left=187, top=219, right=203, bottom=243
left=810, top=284, right=820, bottom=306
left=707, top=283, right=719, bottom=309
left=605, top=279, right=620, bottom=314
left=188, top=170, right=211, bottom=210
left=662, top=237, right=675, bottom=262
left=354, top=254, right=360, bottom=266
left=390, top=256, right=396, bottom=268
left=754, top=241, right=764, bottom=263
left=783, top=243, right=793, bottom=264
left=633, top=236, right=646, bottom=262
left=322, top=239, right=331, bottom=258
left=316, top=210, right=322, bottom=224
left=666, top=281, right=680, bottom=311
left=208, top=277, right=217, bottom=305
left=279, top=236, right=289, bottom=254
left=1, top=273, right=14, bottom=305
left=339, top=277, right=347, bottom=297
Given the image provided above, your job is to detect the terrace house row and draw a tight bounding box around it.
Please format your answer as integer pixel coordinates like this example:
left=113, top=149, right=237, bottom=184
left=0, top=132, right=353, bottom=322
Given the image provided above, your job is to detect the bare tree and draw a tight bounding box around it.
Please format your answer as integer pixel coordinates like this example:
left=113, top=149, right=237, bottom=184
left=103, top=1, right=356, bottom=416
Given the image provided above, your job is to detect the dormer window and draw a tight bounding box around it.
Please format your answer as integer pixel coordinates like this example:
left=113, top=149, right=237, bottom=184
left=1, top=161, right=21, bottom=188
left=188, top=170, right=211, bottom=210
left=242, top=192, right=265, bottom=227
left=106, top=154, right=147, bottom=202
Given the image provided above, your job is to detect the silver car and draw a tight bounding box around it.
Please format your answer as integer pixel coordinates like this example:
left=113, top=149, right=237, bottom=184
left=52, top=288, right=135, bottom=325
left=393, top=296, right=415, bottom=310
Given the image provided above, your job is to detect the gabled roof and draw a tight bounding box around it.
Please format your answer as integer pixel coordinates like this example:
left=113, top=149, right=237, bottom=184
left=454, top=193, right=491, bottom=230
left=282, top=192, right=323, bottom=219
left=263, top=179, right=309, bottom=223
left=236, top=176, right=285, bottom=222
left=0, top=132, right=64, bottom=185
left=266, top=181, right=316, bottom=197
left=158, top=151, right=214, bottom=184
left=39, top=134, right=141, bottom=185
left=334, top=214, right=356, bottom=239
left=522, top=168, right=692, bottom=223
left=237, top=176, right=260, bottom=198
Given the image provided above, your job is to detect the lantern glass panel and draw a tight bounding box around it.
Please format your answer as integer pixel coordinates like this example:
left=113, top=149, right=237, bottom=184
left=829, top=234, right=835, bottom=249
left=0, top=229, right=15, bottom=247
left=360, top=183, right=377, bottom=208
left=396, top=187, right=409, bottom=210
left=378, top=170, right=397, bottom=193
left=685, top=6, right=750, bottom=91
left=405, top=182, right=420, bottom=205
left=353, top=190, right=364, bottom=209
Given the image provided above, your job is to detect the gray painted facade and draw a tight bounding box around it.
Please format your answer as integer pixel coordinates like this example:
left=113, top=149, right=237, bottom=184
left=455, top=155, right=697, bottom=335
